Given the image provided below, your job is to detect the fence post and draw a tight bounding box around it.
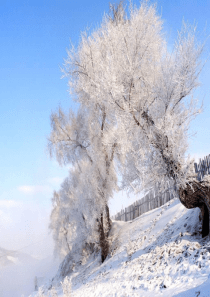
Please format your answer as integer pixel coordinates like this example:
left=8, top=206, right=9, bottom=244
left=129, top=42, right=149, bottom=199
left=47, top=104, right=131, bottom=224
left=160, top=193, right=162, bottom=207
left=149, top=192, right=152, bottom=211
left=133, top=202, right=135, bottom=219
left=158, top=192, right=161, bottom=208
left=132, top=204, right=134, bottom=220
left=142, top=196, right=145, bottom=214
left=145, top=193, right=149, bottom=212
left=144, top=196, right=146, bottom=213
left=134, top=202, right=138, bottom=219
left=139, top=200, right=141, bottom=216
left=163, top=191, right=166, bottom=204
left=155, top=188, right=158, bottom=207
left=151, top=191, right=154, bottom=209
left=152, top=189, right=156, bottom=209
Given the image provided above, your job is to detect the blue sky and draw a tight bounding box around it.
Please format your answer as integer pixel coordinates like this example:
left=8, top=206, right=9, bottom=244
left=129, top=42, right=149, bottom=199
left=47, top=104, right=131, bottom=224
left=0, top=0, right=209, bottom=253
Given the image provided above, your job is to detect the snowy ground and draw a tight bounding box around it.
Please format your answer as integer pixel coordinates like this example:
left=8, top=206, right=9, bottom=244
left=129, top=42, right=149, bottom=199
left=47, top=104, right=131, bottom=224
left=31, top=198, right=210, bottom=296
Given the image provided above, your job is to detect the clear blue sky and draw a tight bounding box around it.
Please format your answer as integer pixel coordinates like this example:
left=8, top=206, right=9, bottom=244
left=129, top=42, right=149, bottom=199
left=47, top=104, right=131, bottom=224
left=0, top=0, right=209, bottom=253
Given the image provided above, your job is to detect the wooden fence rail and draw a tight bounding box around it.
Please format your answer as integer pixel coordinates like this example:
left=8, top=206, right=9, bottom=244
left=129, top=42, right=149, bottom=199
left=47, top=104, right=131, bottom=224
left=112, top=185, right=176, bottom=221
left=112, top=154, right=210, bottom=222
left=194, top=154, right=210, bottom=181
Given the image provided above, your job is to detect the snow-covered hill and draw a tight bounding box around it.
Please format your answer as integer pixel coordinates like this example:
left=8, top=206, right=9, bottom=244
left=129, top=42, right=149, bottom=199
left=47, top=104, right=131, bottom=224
left=30, top=197, right=210, bottom=296
left=0, top=247, right=38, bottom=267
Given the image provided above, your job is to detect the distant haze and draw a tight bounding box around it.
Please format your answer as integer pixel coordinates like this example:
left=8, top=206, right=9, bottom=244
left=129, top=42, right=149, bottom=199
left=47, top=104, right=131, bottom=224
left=0, top=199, right=54, bottom=259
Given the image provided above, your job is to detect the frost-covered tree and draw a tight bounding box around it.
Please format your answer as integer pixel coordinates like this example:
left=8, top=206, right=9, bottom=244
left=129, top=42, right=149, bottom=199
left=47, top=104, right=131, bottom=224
left=63, top=1, right=210, bottom=237
left=49, top=168, right=91, bottom=260
left=49, top=190, right=71, bottom=258
left=48, top=105, right=117, bottom=262
left=49, top=164, right=102, bottom=278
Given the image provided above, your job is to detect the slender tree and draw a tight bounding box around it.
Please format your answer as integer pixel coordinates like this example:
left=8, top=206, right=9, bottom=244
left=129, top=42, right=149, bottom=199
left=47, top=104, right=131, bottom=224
left=49, top=168, right=90, bottom=260
left=50, top=163, right=106, bottom=278
left=48, top=106, right=117, bottom=262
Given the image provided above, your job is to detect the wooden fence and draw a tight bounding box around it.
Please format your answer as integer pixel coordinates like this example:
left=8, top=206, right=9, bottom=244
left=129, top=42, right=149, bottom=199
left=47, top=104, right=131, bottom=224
left=112, top=184, right=177, bottom=221
left=112, top=154, right=210, bottom=222
left=194, top=154, right=210, bottom=181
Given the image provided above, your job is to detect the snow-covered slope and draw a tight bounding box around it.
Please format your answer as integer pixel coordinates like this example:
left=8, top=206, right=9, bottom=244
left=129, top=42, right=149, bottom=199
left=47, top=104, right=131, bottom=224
left=30, top=198, right=210, bottom=296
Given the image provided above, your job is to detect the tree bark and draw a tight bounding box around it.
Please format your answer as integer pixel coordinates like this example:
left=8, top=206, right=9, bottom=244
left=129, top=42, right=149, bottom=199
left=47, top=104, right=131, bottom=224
left=98, top=214, right=109, bottom=262
left=105, top=204, right=112, bottom=236
left=179, top=180, right=210, bottom=238
left=98, top=204, right=112, bottom=263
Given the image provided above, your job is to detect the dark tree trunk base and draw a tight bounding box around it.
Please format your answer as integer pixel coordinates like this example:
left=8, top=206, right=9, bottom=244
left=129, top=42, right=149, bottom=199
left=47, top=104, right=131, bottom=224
left=98, top=215, right=109, bottom=263
left=179, top=179, right=210, bottom=238
left=201, top=203, right=209, bottom=238
left=98, top=205, right=112, bottom=263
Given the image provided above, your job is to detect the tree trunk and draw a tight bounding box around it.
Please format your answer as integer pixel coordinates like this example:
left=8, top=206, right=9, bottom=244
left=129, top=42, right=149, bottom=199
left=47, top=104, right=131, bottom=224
left=105, top=204, right=112, bottom=236
left=98, top=213, right=109, bottom=262
left=179, top=180, right=210, bottom=238
left=98, top=204, right=112, bottom=263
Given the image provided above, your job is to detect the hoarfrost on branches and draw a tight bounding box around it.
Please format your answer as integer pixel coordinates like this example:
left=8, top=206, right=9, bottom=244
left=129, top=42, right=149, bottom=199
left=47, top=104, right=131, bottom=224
left=48, top=0, right=207, bottom=273
left=63, top=1, right=203, bottom=193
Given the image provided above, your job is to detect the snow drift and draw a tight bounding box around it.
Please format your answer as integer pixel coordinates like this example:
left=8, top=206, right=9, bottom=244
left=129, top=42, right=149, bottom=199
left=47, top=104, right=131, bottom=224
left=30, top=197, right=210, bottom=296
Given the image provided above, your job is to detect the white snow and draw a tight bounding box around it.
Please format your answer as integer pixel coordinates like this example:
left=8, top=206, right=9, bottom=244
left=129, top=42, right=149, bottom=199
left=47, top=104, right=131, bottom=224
left=6, top=256, right=20, bottom=264
left=30, top=198, right=210, bottom=296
